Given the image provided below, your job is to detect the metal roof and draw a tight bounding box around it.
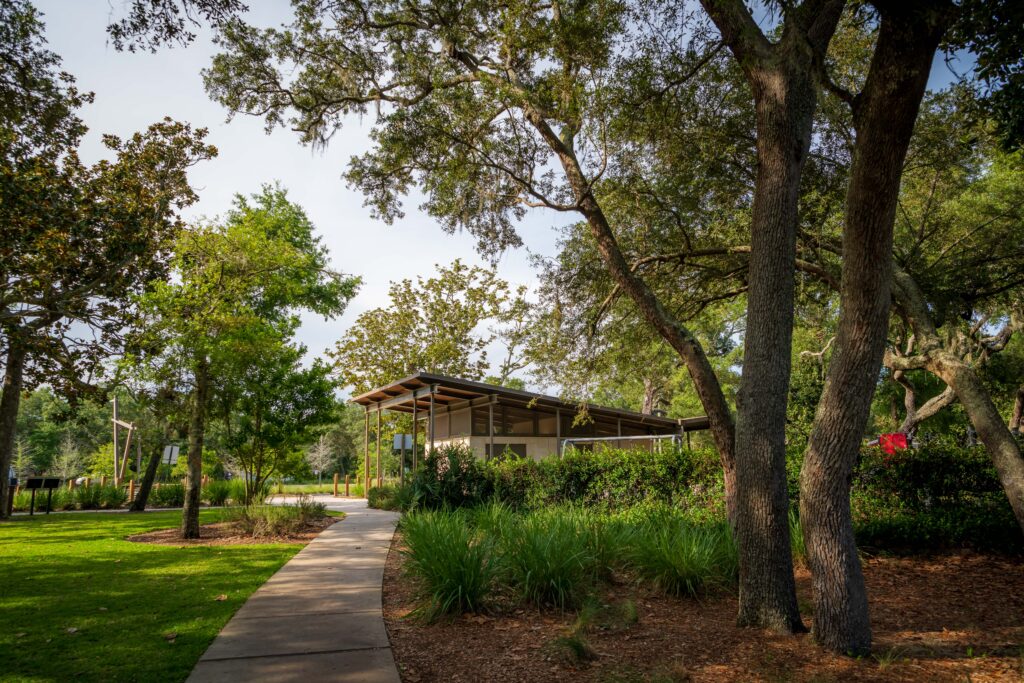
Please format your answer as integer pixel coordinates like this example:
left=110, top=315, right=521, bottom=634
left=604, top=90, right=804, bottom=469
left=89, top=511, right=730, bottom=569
left=350, top=371, right=709, bottom=433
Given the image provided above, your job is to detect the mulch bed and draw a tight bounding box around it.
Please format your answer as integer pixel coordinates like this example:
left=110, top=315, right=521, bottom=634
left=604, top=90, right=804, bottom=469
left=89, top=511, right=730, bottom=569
left=127, top=516, right=341, bottom=546
left=383, top=536, right=1024, bottom=682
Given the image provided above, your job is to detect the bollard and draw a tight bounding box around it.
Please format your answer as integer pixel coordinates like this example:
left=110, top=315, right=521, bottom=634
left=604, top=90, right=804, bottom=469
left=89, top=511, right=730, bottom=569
left=333, top=472, right=339, bottom=497
left=68, top=478, right=75, bottom=491
left=85, top=477, right=91, bottom=488
left=128, top=479, right=135, bottom=502
left=345, top=474, right=350, bottom=497
left=100, top=475, right=108, bottom=487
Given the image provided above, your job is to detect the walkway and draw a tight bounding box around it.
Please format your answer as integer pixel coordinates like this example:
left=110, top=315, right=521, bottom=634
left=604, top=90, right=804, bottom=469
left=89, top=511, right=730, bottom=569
left=187, top=497, right=402, bottom=683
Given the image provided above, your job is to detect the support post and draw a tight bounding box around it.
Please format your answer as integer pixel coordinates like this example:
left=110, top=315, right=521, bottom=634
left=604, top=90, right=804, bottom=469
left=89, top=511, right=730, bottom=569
left=555, top=408, right=561, bottom=457
left=400, top=423, right=406, bottom=487
left=333, top=472, right=339, bottom=497
left=376, top=406, right=382, bottom=488
left=128, top=479, right=135, bottom=501
left=112, top=396, right=119, bottom=486
left=363, top=408, right=370, bottom=495
left=488, top=401, right=494, bottom=460
left=428, top=389, right=435, bottom=454
left=345, top=474, right=350, bottom=497
left=412, top=398, right=418, bottom=472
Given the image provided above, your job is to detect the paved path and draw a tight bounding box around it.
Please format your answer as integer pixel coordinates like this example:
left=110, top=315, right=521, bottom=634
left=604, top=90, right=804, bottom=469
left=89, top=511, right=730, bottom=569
left=187, top=497, right=402, bottom=683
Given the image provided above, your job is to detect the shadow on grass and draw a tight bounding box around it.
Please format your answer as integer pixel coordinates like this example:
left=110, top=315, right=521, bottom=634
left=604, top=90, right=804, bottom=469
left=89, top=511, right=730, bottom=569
left=1, top=510, right=299, bottom=682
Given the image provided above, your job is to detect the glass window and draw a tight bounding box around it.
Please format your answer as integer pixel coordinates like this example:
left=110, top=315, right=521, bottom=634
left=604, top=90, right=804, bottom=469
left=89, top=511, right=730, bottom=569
left=505, top=407, right=536, bottom=435
left=537, top=413, right=558, bottom=436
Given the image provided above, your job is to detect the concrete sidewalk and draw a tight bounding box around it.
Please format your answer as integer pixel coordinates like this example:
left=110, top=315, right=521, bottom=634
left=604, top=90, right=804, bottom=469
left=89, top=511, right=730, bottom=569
left=187, top=498, right=402, bottom=683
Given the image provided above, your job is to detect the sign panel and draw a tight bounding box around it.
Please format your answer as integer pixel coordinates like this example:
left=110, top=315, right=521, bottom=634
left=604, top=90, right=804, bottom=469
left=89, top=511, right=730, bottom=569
left=392, top=434, right=414, bottom=450
left=162, top=445, right=180, bottom=465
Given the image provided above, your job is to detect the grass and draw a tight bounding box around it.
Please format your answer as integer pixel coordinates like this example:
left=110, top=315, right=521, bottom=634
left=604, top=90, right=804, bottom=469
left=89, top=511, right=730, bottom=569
left=627, top=513, right=738, bottom=597
left=400, top=508, right=499, bottom=620
left=502, top=509, right=598, bottom=609
left=0, top=509, right=303, bottom=682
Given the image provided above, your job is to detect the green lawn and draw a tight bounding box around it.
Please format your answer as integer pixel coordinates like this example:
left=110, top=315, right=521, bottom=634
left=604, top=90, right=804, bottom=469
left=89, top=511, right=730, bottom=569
left=0, top=510, right=303, bottom=683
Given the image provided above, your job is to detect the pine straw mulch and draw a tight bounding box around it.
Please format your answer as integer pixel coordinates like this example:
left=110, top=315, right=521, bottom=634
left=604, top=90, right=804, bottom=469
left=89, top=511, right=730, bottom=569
left=127, top=516, right=341, bottom=546
left=383, top=536, right=1024, bottom=682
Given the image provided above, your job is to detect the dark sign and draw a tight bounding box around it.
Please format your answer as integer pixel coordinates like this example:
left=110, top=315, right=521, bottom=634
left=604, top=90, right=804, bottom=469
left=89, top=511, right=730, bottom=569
left=25, top=477, right=62, bottom=490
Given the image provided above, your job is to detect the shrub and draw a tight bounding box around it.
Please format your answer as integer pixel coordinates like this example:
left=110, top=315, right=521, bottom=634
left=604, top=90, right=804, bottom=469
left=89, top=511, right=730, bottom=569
left=227, top=494, right=326, bottom=538
left=408, top=444, right=492, bottom=509
left=72, top=484, right=104, bottom=510
left=368, top=484, right=398, bottom=510
left=149, top=483, right=185, bottom=508
left=502, top=509, right=597, bottom=609
left=400, top=508, right=499, bottom=619
left=627, top=510, right=737, bottom=597
left=203, top=480, right=231, bottom=506
left=100, top=485, right=128, bottom=510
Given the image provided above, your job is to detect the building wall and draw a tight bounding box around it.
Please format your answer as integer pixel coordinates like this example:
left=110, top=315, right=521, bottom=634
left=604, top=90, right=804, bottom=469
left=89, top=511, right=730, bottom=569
left=429, top=435, right=559, bottom=461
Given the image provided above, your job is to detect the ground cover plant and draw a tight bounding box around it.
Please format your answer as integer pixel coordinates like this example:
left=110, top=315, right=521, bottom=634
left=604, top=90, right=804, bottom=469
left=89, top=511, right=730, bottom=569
left=397, top=503, right=746, bottom=620
left=374, top=443, right=1024, bottom=555
left=225, top=494, right=328, bottom=538
left=0, top=510, right=303, bottom=682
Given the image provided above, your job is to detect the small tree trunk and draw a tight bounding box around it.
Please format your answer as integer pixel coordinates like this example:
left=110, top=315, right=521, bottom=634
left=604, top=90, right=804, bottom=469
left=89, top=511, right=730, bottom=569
left=181, top=357, right=209, bottom=538
left=1011, top=385, right=1023, bottom=435
left=801, top=2, right=951, bottom=655
left=131, top=422, right=171, bottom=512
left=0, top=343, right=27, bottom=520
left=933, top=353, right=1024, bottom=533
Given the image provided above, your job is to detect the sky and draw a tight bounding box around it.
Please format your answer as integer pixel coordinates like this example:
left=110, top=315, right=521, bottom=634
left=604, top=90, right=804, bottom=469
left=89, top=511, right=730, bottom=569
left=31, top=2, right=969, bottom=396
left=34, top=1, right=565, bottom=390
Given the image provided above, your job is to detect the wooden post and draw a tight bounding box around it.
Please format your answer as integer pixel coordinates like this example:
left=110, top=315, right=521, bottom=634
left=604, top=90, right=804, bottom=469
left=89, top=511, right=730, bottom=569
left=412, top=396, right=418, bottom=472
left=363, top=408, right=370, bottom=495
left=100, top=475, right=108, bottom=487
left=128, top=479, right=135, bottom=502
left=84, top=477, right=91, bottom=488
left=376, top=406, right=382, bottom=488
left=333, top=472, right=339, bottom=497
left=345, top=474, right=350, bottom=497
left=68, top=478, right=75, bottom=491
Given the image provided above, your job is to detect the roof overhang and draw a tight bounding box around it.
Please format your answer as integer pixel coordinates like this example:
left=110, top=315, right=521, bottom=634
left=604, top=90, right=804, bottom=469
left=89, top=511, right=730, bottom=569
left=350, top=372, right=710, bottom=433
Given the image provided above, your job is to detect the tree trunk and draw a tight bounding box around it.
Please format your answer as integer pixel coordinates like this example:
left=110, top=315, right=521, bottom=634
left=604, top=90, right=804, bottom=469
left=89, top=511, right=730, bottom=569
left=731, top=58, right=818, bottom=633
left=1010, top=385, right=1023, bottom=435
left=181, top=357, right=209, bottom=538
left=800, top=2, right=950, bottom=655
left=932, top=352, right=1024, bottom=533
left=0, top=343, right=27, bottom=520
left=520, top=106, right=740, bottom=529
left=130, top=421, right=171, bottom=512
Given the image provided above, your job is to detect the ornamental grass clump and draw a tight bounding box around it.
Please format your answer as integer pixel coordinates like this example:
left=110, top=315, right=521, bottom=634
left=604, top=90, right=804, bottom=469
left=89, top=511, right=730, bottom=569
left=502, top=509, right=597, bottom=609
left=627, top=511, right=737, bottom=598
left=228, top=494, right=326, bottom=537
left=203, top=480, right=231, bottom=506
left=400, top=508, right=499, bottom=620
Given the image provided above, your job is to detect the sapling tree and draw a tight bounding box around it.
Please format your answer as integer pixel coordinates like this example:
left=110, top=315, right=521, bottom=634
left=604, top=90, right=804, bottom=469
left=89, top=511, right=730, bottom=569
left=131, top=186, right=358, bottom=536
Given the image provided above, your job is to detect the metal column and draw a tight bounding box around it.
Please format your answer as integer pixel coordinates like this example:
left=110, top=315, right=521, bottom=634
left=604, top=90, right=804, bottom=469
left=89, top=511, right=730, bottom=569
left=428, top=390, right=435, bottom=453
left=376, top=406, right=382, bottom=488
left=363, top=408, right=370, bottom=493
left=488, top=402, right=494, bottom=460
